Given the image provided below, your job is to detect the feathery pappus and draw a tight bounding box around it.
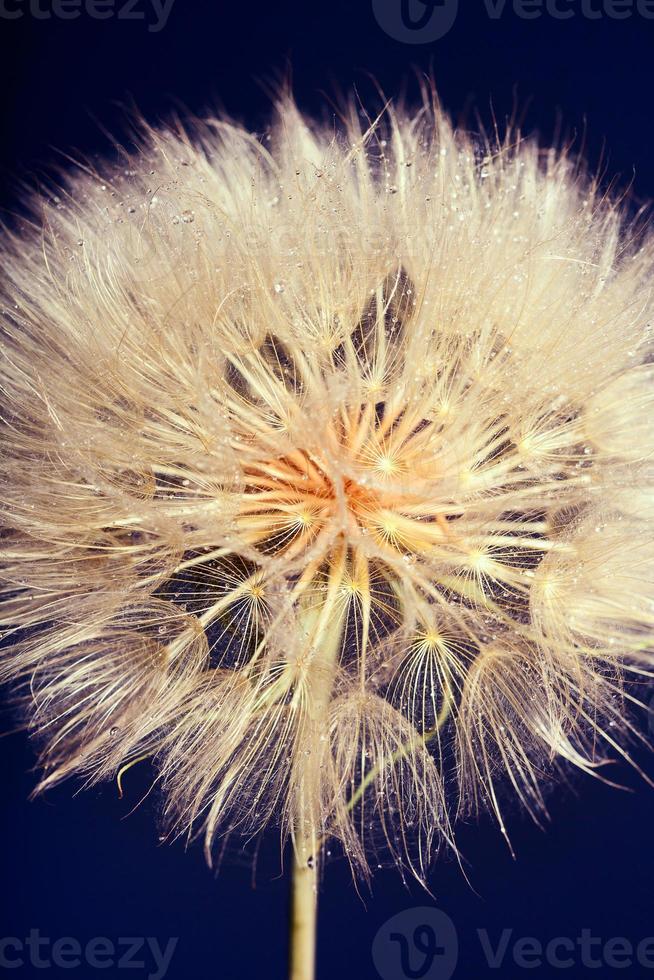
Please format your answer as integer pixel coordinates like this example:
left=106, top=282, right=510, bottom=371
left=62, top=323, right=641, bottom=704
left=1, top=91, right=654, bottom=887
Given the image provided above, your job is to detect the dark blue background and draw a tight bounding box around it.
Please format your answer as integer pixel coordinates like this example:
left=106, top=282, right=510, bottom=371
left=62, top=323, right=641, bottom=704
left=2, top=3, right=654, bottom=978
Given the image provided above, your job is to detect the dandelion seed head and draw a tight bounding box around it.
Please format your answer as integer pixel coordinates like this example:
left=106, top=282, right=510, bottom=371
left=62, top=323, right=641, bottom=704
left=1, top=92, right=654, bottom=883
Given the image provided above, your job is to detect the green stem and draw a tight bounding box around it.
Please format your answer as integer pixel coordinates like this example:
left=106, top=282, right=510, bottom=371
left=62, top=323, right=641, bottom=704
left=346, top=682, right=453, bottom=814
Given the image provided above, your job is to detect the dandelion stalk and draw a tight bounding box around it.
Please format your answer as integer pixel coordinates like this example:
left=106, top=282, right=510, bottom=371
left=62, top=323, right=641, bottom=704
left=289, top=824, right=319, bottom=980
left=289, top=548, right=347, bottom=980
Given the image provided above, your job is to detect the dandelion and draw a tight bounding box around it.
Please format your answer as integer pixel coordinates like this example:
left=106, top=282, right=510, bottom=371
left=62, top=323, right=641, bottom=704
left=1, top=90, right=654, bottom=979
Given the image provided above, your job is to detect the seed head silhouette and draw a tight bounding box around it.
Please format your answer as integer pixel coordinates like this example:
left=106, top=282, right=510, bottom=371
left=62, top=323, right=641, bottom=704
left=1, top=90, right=653, bottom=979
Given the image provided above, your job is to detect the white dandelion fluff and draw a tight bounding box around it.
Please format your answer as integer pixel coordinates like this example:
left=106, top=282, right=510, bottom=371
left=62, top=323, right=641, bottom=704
left=1, top=88, right=653, bottom=980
